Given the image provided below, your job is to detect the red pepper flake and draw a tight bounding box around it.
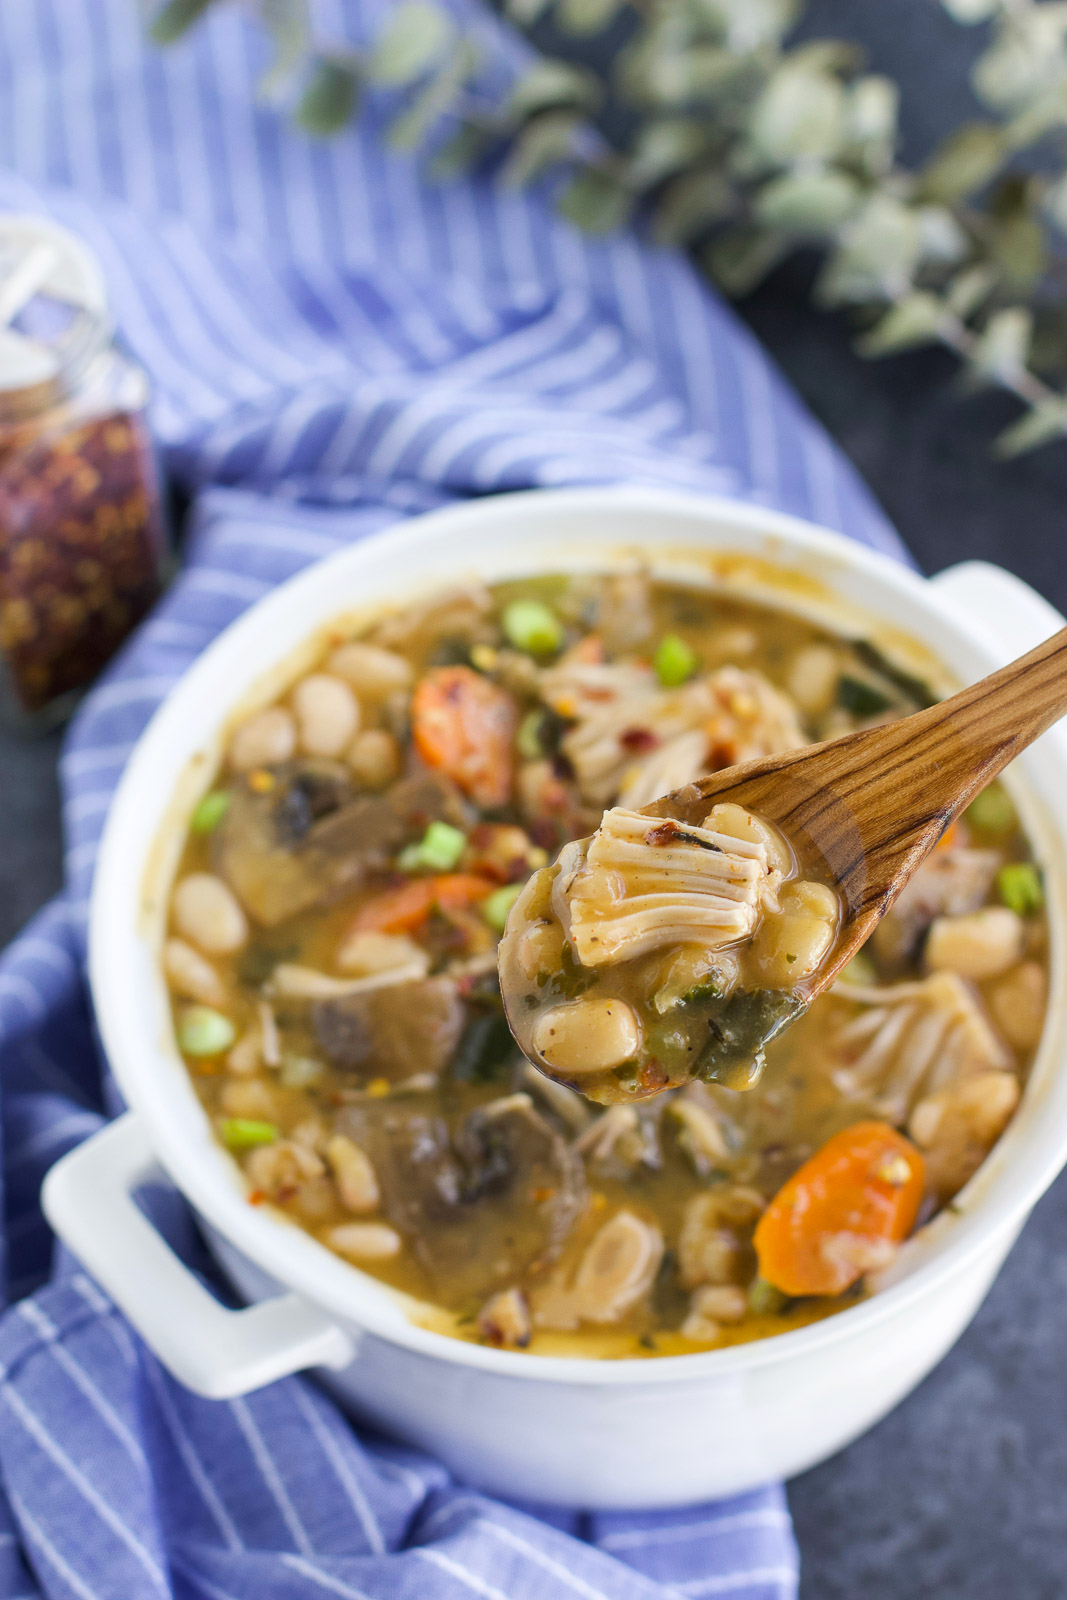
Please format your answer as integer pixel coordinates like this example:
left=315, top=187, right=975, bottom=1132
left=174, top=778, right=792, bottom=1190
left=248, top=1190, right=266, bottom=1206
left=645, top=820, right=681, bottom=846
left=0, top=409, right=165, bottom=711
left=620, top=727, right=658, bottom=754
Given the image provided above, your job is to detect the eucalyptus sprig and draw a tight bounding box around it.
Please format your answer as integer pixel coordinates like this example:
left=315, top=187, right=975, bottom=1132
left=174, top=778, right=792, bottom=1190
left=150, top=0, right=1067, bottom=456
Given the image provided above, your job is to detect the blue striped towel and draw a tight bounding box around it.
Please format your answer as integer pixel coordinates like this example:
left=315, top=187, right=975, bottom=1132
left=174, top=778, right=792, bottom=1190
left=0, top=2, right=908, bottom=1596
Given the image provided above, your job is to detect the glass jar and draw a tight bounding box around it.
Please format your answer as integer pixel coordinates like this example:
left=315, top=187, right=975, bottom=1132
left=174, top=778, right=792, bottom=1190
left=0, top=217, right=167, bottom=730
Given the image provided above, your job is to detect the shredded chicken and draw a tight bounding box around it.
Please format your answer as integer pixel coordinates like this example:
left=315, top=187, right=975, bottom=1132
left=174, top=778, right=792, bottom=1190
left=559, top=806, right=780, bottom=967
left=830, top=972, right=1011, bottom=1123
left=539, top=660, right=805, bottom=806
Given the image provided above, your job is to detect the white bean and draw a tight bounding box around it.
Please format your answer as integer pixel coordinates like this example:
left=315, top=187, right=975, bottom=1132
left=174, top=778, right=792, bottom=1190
left=326, top=1222, right=403, bottom=1260
left=328, top=642, right=413, bottom=697
left=987, top=960, right=1047, bottom=1051
left=532, top=996, right=641, bottom=1075
left=786, top=645, right=840, bottom=716
left=172, top=873, right=248, bottom=955
left=925, top=907, right=1024, bottom=980
left=346, top=728, right=400, bottom=789
left=163, top=937, right=225, bottom=1006
left=292, top=674, right=360, bottom=757
left=753, top=879, right=837, bottom=987
left=228, top=706, right=296, bottom=772
left=325, top=1135, right=380, bottom=1213
left=335, top=929, right=429, bottom=976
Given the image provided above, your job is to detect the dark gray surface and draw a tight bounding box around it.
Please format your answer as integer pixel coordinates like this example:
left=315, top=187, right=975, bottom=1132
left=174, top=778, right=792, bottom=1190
left=3, top=4, right=1067, bottom=1596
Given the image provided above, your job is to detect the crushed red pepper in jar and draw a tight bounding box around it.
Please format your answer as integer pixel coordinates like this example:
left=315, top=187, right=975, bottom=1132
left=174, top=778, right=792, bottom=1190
left=0, top=217, right=166, bottom=723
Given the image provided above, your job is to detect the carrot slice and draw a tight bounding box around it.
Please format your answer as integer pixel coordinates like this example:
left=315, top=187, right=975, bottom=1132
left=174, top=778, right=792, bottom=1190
left=753, top=1121, right=925, bottom=1298
left=350, top=873, right=494, bottom=935
left=411, top=666, right=518, bottom=808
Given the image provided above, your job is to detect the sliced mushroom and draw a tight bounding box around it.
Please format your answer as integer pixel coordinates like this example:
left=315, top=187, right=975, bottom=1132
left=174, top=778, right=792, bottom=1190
left=313, top=976, right=465, bottom=1082
left=338, top=1093, right=585, bottom=1301
left=214, top=764, right=468, bottom=926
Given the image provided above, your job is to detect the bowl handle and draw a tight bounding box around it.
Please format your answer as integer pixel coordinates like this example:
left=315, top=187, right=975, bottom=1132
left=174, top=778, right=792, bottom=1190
left=931, top=560, right=1067, bottom=660
left=42, top=1113, right=356, bottom=1397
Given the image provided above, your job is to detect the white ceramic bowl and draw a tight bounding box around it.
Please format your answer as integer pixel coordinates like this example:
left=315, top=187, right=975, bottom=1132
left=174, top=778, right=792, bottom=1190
left=43, top=487, right=1067, bottom=1508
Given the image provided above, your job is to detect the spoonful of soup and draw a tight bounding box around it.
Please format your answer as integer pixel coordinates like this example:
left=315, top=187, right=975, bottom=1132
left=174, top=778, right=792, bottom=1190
left=499, top=623, right=1067, bottom=1104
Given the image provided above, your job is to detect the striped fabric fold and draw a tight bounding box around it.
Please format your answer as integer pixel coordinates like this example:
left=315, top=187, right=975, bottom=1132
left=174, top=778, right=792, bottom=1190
left=0, top=0, right=905, bottom=1594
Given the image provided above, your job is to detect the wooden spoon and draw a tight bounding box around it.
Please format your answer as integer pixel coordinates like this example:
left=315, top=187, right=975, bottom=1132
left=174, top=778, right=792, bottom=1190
left=500, top=625, right=1067, bottom=1100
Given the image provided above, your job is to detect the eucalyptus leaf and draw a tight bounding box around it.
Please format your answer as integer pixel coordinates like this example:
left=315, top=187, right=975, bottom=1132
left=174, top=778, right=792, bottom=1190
left=845, top=74, right=898, bottom=174
left=387, top=39, right=479, bottom=150
left=973, top=12, right=1067, bottom=115
left=749, top=62, right=845, bottom=164
left=916, top=205, right=968, bottom=264
left=557, top=168, right=633, bottom=233
left=970, top=307, right=1033, bottom=382
left=946, top=265, right=996, bottom=318
left=816, top=195, right=923, bottom=305
left=987, top=179, right=1047, bottom=294
left=653, top=168, right=735, bottom=245
left=753, top=169, right=860, bottom=234
left=506, top=60, right=602, bottom=122
left=856, top=293, right=945, bottom=356
left=940, top=0, right=997, bottom=20
left=296, top=59, right=359, bottom=136
left=555, top=0, right=623, bottom=37
left=257, top=0, right=309, bottom=99
left=505, top=0, right=555, bottom=21
left=995, top=400, right=1067, bottom=458
left=501, top=109, right=581, bottom=188
left=1045, top=170, right=1067, bottom=235
left=368, top=1, right=454, bottom=87
left=431, top=121, right=492, bottom=178
left=626, top=118, right=710, bottom=191
left=706, top=225, right=789, bottom=295
left=149, top=0, right=215, bottom=45
left=919, top=122, right=1006, bottom=202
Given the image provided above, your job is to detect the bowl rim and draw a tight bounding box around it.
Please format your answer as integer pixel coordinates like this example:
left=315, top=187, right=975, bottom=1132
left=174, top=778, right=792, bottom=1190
left=89, top=483, right=1067, bottom=1387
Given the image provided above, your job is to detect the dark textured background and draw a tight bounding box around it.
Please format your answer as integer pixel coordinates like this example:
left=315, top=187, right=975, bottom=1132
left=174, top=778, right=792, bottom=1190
left=2, top=4, right=1066, bottom=1596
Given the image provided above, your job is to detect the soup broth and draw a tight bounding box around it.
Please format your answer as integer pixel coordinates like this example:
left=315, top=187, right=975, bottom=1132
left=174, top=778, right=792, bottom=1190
left=163, top=573, right=1047, bottom=1357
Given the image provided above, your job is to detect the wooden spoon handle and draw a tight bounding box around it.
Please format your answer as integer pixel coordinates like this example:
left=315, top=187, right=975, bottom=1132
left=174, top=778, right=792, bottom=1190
left=917, top=623, right=1067, bottom=787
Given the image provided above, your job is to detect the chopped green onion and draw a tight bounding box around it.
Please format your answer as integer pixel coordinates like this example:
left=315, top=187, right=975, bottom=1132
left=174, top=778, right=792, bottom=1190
left=190, top=790, right=231, bottom=835
left=653, top=632, right=698, bottom=687
left=178, top=1006, right=236, bottom=1057
left=837, top=675, right=892, bottom=717
left=517, top=708, right=545, bottom=760
left=219, top=1117, right=278, bottom=1151
left=502, top=599, right=564, bottom=657
left=965, top=783, right=1017, bottom=838
left=399, top=819, right=467, bottom=873
left=997, top=861, right=1044, bottom=916
left=482, top=882, right=523, bottom=933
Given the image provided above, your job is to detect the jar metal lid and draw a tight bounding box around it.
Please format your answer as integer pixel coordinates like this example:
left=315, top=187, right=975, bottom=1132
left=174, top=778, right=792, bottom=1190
left=0, top=215, right=111, bottom=422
